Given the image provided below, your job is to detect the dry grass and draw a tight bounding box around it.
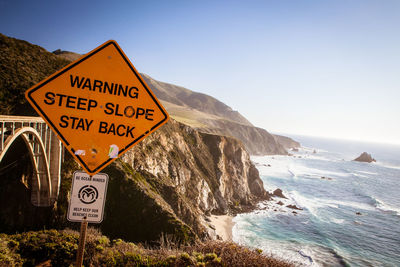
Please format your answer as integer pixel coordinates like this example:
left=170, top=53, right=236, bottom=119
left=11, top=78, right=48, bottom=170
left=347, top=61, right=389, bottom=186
left=184, top=240, right=294, bottom=267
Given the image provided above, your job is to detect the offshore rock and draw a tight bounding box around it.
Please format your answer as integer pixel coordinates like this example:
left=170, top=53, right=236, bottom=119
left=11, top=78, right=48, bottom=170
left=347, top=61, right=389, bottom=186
left=272, top=188, right=287, bottom=199
left=353, top=152, right=376, bottom=163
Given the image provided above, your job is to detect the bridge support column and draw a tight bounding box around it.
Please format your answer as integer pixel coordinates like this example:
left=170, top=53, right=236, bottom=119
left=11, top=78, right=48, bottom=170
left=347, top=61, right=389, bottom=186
left=49, top=130, right=62, bottom=203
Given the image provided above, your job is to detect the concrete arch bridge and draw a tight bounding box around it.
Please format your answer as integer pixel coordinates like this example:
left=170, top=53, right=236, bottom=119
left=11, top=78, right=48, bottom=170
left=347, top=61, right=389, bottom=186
left=0, top=115, right=62, bottom=207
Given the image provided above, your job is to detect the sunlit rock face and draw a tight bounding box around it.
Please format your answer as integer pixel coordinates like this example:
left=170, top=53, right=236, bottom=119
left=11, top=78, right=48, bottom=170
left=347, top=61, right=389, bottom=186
left=121, top=119, right=269, bottom=238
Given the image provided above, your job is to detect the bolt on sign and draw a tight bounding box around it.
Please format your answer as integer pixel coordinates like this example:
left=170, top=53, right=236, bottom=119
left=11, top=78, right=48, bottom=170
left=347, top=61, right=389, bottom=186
left=25, top=40, right=169, bottom=176
left=68, top=171, right=108, bottom=223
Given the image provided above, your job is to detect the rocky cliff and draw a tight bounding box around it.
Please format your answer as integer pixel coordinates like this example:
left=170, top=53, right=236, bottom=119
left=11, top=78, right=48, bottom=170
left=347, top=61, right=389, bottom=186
left=53, top=119, right=269, bottom=243
left=118, top=119, right=269, bottom=240
left=195, top=119, right=289, bottom=155
left=273, top=134, right=301, bottom=150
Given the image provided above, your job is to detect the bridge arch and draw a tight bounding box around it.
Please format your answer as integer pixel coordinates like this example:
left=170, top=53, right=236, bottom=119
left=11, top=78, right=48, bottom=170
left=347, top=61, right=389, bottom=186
left=0, top=116, right=62, bottom=207
left=0, top=127, right=52, bottom=206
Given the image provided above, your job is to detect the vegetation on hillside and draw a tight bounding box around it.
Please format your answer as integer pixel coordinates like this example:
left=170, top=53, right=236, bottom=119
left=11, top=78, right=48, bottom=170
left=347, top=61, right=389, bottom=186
left=0, top=33, right=70, bottom=115
left=0, top=229, right=293, bottom=267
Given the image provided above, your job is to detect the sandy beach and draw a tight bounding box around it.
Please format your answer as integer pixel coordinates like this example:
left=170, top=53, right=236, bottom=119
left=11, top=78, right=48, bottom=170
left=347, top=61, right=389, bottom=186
left=209, top=215, right=235, bottom=241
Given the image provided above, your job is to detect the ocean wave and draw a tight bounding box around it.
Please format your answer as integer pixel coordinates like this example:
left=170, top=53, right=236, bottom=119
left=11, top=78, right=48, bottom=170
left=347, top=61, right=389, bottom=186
left=356, top=170, right=378, bottom=175
left=232, top=226, right=349, bottom=267
left=288, top=191, right=377, bottom=217
left=373, top=197, right=400, bottom=216
left=328, top=199, right=375, bottom=212
left=352, top=173, right=368, bottom=178
left=288, top=191, right=336, bottom=218
left=287, top=164, right=350, bottom=180
left=301, top=146, right=328, bottom=153
left=376, top=161, right=400, bottom=170
left=331, top=218, right=345, bottom=224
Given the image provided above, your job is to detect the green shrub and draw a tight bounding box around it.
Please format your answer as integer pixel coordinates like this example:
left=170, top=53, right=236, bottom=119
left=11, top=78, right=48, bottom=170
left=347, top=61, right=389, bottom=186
left=178, top=252, right=195, bottom=265
left=0, top=237, right=23, bottom=266
left=0, top=230, right=294, bottom=267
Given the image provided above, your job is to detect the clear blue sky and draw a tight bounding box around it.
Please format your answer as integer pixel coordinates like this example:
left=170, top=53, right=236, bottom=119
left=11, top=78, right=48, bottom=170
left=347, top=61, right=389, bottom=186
left=1, top=0, right=399, bottom=144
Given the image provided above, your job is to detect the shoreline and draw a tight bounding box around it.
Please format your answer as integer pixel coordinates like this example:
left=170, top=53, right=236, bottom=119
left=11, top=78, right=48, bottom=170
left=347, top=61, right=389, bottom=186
left=209, top=215, right=235, bottom=241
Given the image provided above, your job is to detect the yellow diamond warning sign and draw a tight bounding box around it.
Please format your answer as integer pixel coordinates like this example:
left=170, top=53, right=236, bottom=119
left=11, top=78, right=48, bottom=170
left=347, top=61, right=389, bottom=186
left=25, top=40, right=169, bottom=176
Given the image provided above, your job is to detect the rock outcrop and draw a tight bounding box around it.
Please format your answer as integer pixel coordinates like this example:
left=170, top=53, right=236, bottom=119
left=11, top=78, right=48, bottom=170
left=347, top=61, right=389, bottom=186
left=196, top=120, right=288, bottom=155
left=273, top=134, right=301, bottom=150
left=353, top=152, right=376, bottom=163
left=272, top=188, right=287, bottom=199
left=51, top=119, right=269, bottom=243
left=119, top=119, right=270, bottom=240
left=42, top=118, right=269, bottom=243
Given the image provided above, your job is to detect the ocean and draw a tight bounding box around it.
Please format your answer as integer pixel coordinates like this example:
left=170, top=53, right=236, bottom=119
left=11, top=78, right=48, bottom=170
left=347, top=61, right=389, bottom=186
left=232, top=135, right=400, bottom=266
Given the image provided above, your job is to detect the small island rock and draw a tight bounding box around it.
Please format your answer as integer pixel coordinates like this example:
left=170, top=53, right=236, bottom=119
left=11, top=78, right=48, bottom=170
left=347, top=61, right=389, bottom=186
left=286, top=204, right=303, bottom=210
left=353, top=152, right=376, bottom=163
left=272, top=189, right=287, bottom=199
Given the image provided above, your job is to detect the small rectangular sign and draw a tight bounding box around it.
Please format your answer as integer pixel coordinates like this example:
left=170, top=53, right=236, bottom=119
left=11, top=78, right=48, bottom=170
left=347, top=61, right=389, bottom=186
left=67, top=171, right=108, bottom=223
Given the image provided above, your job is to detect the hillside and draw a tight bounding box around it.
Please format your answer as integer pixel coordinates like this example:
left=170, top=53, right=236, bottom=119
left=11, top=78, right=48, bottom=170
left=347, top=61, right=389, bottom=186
left=140, top=73, right=253, bottom=126
left=0, top=33, right=70, bottom=115
left=52, top=49, right=82, bottom=61
left=140, top=74, right=299, bottom=154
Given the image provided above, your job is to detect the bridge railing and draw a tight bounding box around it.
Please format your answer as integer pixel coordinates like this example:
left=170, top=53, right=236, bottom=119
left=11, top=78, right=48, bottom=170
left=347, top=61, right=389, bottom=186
left=0, top=115, right=62, bottom=207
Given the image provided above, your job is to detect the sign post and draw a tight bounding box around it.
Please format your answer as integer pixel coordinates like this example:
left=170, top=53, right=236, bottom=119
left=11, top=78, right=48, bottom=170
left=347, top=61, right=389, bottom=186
left=76, top=217, right=88, bottom=267
left=25, top=40, right=169, bottom=267
left=68, top=171, right=108, bottom=267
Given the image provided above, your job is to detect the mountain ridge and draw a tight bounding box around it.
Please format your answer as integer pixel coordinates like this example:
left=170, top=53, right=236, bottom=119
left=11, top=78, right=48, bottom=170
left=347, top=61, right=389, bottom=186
left=49, top=45, right=300, bottom=154
left=140, top=74, right=300, bottom=154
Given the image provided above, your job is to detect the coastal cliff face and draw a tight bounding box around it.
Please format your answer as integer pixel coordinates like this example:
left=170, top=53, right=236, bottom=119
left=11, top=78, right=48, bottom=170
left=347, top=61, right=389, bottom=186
left=51, top=119, right=267, bottom=243
left=195, top=119, right=288, bottom=155
left=52, top=119, right=268, bottom=243
left=273, top=134, right=301, bottom=150
left=120, top=119, right=269, bottom=239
